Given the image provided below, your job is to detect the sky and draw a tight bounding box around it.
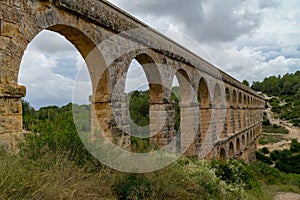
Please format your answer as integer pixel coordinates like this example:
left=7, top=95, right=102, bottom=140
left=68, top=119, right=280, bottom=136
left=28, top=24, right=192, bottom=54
left=19, top=0, right=300, bottom=109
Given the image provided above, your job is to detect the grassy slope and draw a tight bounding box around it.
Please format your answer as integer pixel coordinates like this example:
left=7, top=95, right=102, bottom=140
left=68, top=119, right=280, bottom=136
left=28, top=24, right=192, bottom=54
left=0, top=101, right=299, bottom=199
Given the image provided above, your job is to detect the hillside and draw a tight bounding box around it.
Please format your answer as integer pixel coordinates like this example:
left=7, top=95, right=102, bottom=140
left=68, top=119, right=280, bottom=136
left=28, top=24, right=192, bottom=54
left=252, top=71, right=300, bottom=126
left=258, top=94, right=300, bottom=152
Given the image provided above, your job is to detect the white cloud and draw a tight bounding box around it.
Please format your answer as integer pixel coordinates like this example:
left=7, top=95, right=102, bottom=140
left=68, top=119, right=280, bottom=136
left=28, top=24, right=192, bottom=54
left=29, top=30, right=76, bottom=54
left=19, top=31, right=91, bottom=109
left=19, top=1, right=300, bottom=108
left=125, top=60, right=149, bottom=93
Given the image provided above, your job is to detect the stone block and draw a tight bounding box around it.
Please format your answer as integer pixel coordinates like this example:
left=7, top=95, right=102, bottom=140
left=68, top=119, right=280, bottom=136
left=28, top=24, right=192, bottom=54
left=0, top=20, right=19, bottom=38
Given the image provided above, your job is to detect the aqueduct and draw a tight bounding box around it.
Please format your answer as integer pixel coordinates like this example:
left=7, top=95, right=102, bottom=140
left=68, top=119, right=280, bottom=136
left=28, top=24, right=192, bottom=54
left=0, top=0, right=264, bottom=163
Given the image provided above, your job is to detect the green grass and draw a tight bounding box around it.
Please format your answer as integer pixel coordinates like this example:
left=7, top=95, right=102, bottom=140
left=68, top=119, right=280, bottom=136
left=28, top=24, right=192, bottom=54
left=259, top=133, right=288, bottom=145
left=263, top=124, right=289, bottom=134
left=10, top=102, right=298, bottom=199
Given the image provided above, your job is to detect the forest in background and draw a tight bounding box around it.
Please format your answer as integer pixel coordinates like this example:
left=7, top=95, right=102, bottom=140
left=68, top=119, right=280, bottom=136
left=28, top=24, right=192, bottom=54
left=252, top=71, right=300, bottom=126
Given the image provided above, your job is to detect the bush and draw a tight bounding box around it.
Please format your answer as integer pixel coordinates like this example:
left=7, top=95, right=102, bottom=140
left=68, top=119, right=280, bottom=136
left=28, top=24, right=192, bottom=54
left=292, top=119, right=300, bottom=126
left=262, top=118, right=270, bottom=125
left=290, top=139, right=300, bottom=153
left=255, top=151, right=273, bottom=165
left=20, top=103, right=100, bottom=168
left=270, top=150, right=280, bottom=161
left=260, top=147, right=270, bottom=154
left=210, top=159, right=260, bottom=191
left=251, top=161, right=281, bottom=184
left=275, top=155, right=300, bottom=174
left=112, top=175, right=153, bottom=200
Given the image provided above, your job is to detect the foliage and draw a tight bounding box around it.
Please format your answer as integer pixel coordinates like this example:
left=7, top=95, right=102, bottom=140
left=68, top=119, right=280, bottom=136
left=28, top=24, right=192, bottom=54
left=255, top=151, right=273, bottom=165
left=252, top=71, right=300, bottom=123
left=242, top=80, right=250, bottom=87
left=210, top=159, right=260, bottom=191
left=259, top=133, right=287, bottom=145
left=21, top=101, right=98, bottom=167
left=257, top=139, right=300, bottom=174
left=112, top=174, right=153, bottom=200
left=273, top=139, right=300, bottom=174
left=128, top=87, right=181, bottom=152
left=12, top=98, right=300, bottom=199
left=260, top=147, right=270, bottom=154
left=291, top=139, right=300, bottom=153
left=129, top=90, right=150, bottom=127
left=252, top=71, right=300, bottom=96
left=263, top=124, right=289, bottom=134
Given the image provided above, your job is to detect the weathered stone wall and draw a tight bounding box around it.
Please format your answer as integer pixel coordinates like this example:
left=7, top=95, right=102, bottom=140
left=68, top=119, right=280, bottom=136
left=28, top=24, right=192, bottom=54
left=0, top=0, right=265, bottom=162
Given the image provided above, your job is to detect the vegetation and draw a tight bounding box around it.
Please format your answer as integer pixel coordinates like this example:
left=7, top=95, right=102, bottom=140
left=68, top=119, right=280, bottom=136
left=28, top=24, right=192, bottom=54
left=242, top=80, right=250, bottom=87
left=252, top=71, right=300, bottom=126
left=0, top=86, right=299, bottom=199
left=256, top=139, right=300, bottom=174
left=259, top=112, right=289, bottom=146
left=128, top=87, right=181, bottom=152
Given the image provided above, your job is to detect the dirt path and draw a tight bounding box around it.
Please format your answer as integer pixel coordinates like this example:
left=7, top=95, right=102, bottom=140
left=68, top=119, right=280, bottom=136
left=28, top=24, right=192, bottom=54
left=258, top=95, right=300, bottom=151
left=274, top=192, right=300, bottom=200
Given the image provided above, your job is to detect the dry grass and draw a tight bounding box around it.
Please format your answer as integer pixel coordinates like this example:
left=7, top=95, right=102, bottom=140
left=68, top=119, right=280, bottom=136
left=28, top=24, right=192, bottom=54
left=0, top=149, right=115, bottom=199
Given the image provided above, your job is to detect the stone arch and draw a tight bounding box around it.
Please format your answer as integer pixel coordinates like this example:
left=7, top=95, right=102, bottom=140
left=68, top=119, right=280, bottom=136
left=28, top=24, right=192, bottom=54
left=242, top=135, right=246, bottom=150
left=236, top=137, right=241, bottom=154
left=220, top=148, right=226, bottom=159
left=17, top=24, right=117, bottom=145
left=244, top=94, right=247, bottom=127
left=225, top=88, right=230, bottom=107
left=229, top=142, right=235, bottom=158
left=175, top=68, right=199, bottom=155
left=238, top=92, right=242, bottom=107
left=247, top=132, right=249, bottom=146
left=176, top=69, right=193, bottom=103
left=232, top=90, right=237, bottom=108
left=198, top=78, right=211, bottom=108
left=130, top=53, right=163, bottom=102
left=225, top=87, right=231, bottom=135
left=214, top=83, right=225, bottom=138
left=213, top=83, right=222, bottom=107
left=232, top=90, right=238, bottom=132
left=124, top=53, right=164, bottom=147
left=198, top=78, right=212, bottom=149
left=238, top=92, right=242, bottom=130
left=17, top=24, right=107, bottom=92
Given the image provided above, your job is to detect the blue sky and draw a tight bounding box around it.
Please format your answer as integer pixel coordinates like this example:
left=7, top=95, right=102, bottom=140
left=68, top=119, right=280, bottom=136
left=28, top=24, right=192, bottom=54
left=19, top=0, right=300, bottom=109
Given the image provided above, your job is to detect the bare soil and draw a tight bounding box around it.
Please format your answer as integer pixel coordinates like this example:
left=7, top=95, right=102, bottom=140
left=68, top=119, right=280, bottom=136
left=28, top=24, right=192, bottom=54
left=258, top=95, right=300, bottom=152
left=274, top=192, right=300, bottom=200
left=259, top=95, right=300, bottom=200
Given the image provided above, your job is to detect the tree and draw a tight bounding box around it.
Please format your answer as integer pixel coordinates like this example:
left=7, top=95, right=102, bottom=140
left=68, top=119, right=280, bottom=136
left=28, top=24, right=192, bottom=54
left=242, top=80, right=250, bottom=87
left=297, top=88, right=300, bottom=100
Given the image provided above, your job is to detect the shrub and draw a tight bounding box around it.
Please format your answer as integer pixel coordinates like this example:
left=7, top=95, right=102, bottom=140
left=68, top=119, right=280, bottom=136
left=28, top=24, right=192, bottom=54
left=210, top=159, right=261, bottom=192
left=112, top=175, right=153, bottom=200
left=275, top=154, right=300, bottom=174
left=255, top=151, right=273, bottom=165
left=292, top=119, right=300, bottom=126
left=290, top=139, right=300, bottom=153
left=251, top=161, right=281, bottom=184
left=270, top=150, right=280, bottom=161
left=262, top=118, right=270, bottom=125
left=260, top=147, right=270, bottom=154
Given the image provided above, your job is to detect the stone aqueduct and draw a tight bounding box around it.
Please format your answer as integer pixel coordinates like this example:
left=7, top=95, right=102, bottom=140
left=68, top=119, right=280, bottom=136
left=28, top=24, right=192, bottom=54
left=0, top=0, right=265, bottom=162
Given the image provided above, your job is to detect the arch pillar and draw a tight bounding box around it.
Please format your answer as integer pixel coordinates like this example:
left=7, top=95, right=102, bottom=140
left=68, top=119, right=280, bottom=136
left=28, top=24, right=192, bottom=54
left=181, top=102, right=200, bottom=156
left=149, top=99, right=176, bottom=148
left=0, top=83, right=25, bottom=148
